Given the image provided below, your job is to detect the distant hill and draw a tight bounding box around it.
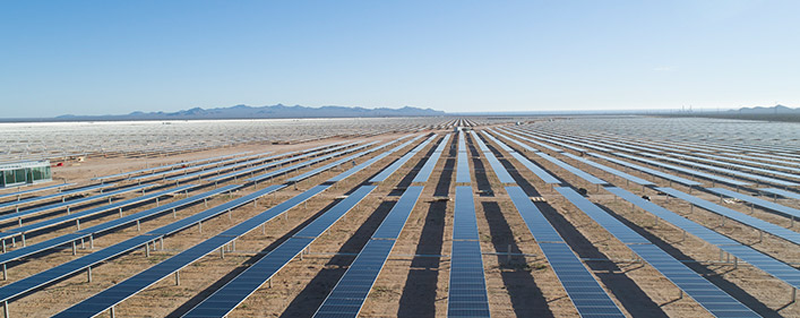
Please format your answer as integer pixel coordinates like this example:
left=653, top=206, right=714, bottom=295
left=660, top=104, right=800, bottom=123
left=52, top=104, right=445, bottom=121
left=733, top=104, right=800, bottom=115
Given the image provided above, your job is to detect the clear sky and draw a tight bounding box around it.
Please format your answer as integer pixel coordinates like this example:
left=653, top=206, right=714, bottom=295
left=1, top=1, right=798, bottom=117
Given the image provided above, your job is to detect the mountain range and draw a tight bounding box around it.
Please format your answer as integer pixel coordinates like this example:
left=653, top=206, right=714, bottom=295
left=55, top=104, right=445, bottom=121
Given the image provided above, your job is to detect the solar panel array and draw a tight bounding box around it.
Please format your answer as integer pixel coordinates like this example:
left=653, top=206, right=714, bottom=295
left=0, top=185, right=238, bottom=269
left=606, top=186, right=800, bottom=290
left=448, top=186, right=490, bottom=317
left=556, top=187, right=760, bottom=318
left=210, top=141, right=359, bottom=182
left=456, top=132, right=471, bottom=183
left=656, top=187, right=800, bottom=246
left=80, top=186, right=373, bottom=318
left=587, top=152, right=701, bottom=187
left=0, top=182, right=76, bottom=200
left=184, top=136, right=428, bottom=317
left=0, top=183, right=115, bottom=211
left=0, top=184, right=266, bottom=304
left=0, top=183, right=153, bottom=223
left=0, top=183, right=198, bottom=241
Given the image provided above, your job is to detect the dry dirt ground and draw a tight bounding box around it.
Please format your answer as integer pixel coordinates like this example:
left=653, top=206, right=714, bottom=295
left=0, top=125, right=797, bottom=318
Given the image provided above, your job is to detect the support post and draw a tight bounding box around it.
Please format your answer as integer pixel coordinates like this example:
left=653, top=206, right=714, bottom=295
left=87, top=266, right=92, bottom=282
left=175, top=271, right=180, bottom=285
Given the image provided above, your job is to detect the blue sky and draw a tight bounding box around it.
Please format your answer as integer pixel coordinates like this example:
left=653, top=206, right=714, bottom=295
left=1, top=1, right=798, bottom=117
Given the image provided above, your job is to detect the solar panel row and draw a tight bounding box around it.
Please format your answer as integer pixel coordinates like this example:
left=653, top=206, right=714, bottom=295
left=448, top=186, right=490, bottom=317
left=535, top=152, right=607, bottom=185
left=413, top=134, right=451, bottom=183
left=456, top=132, right=471, bottom=183
left=556, top=187, right=760, bottom=318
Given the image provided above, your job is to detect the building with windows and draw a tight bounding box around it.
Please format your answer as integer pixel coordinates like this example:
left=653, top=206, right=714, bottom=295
left=1, top=160, right=52, bottom=188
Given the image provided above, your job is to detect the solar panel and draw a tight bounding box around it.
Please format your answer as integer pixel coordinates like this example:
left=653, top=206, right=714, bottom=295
left=370, top=135, right=433, bottom=182
left=588, top=152, right=701, bottom=187
left=606, top=186, right=800, bottom=290
left=413, top=134, right=451, bottom=183
left=448, top=186, right=490, bottom=317
left=555, top=187, right=759, bottom=318
left=506, top=186, right=624, bottom=317
left=656, top=187, right=800, bottom=246
left=248, top=142, right=374, bottom=183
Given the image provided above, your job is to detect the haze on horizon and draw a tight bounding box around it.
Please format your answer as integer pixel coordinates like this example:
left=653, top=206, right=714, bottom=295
left=1, top=1, right=798, bottom=118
